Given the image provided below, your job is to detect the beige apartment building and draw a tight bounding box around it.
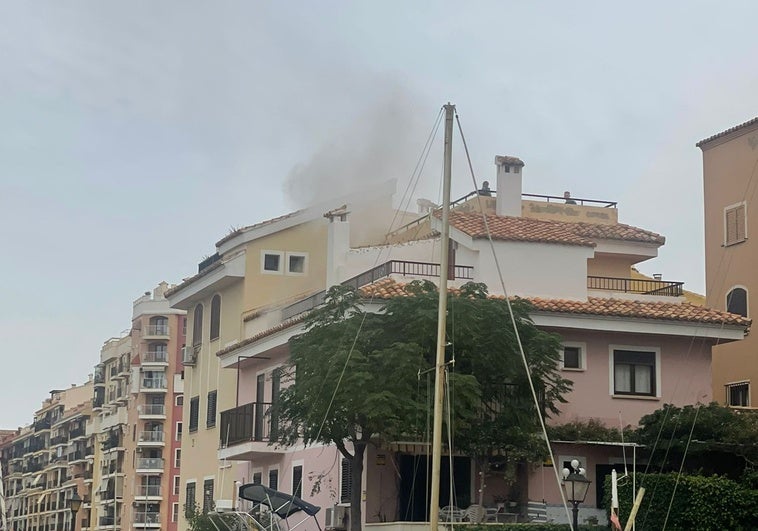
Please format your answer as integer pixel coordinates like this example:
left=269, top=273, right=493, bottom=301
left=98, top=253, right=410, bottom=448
left=165, top=181, right=408, bottom=530
left=1, top=381, right=94, bottom=531
left=88, top=283, right=186, bottom=531
left=700, top=116, right=758, bottom=406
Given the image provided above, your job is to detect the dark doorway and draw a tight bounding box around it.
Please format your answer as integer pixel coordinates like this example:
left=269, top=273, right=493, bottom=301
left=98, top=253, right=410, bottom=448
left=398, top=454, right=471, bottom=521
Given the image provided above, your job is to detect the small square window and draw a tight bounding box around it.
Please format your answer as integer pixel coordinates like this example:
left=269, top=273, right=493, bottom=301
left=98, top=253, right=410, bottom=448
left=727, top=382, right=750, bottom=407
left=264, top=254, right=280, bottom=272
left=289, top=255, right=305, bottom=274
left=563, top=347, right=581, bottom=369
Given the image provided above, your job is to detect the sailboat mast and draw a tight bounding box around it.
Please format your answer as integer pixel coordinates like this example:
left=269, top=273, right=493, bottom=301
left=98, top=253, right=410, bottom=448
left=429, top=103, right=455, bottom=530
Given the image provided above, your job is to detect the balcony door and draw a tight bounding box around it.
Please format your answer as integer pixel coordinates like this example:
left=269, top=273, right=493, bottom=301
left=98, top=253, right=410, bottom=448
left=254, top=374, right=265, bottom=441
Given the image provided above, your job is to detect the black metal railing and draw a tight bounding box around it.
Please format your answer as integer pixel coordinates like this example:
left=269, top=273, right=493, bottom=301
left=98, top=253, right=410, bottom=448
left=34, top=418, right=50, bottom=431
left=281, top=260, right=474, bottom=320
left=587, top=276, right=684, bottom=296
left=219, top=402, right=279, bottom=447
left=69, top=426, right=85, bottom=438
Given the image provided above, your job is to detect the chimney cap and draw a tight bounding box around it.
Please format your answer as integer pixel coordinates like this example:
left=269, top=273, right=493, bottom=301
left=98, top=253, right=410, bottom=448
left=495, top=155, right=525, bottom=167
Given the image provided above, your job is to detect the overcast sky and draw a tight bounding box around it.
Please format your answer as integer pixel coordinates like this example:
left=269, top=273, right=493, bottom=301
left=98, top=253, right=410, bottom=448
left=2, top=1, right=758, bottom=428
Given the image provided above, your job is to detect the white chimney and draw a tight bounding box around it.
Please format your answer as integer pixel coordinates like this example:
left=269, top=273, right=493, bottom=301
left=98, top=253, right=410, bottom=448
left=325, top=205, right=350, bottom=288
left=494, top=155, right=525, bottom=217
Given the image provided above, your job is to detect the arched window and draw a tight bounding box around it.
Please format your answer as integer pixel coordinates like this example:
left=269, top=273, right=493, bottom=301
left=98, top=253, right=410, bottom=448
left=210, top=295, right=221, bottom=341
left=727, top=287, right=748, bottom=317
left=192, top=304, right=204, bottom=346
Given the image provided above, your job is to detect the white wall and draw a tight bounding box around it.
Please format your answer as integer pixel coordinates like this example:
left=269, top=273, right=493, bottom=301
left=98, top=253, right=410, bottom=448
left=473, top=240, right=592, bottom=300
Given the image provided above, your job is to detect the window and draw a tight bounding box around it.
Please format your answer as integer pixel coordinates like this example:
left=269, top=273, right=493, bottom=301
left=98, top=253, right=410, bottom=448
left=340, top=458, right=352, bottom=504
left=612, top=349, right=657, bottom=397
left=561, top=343, right=585, bottom=370
left=182, top=317, right=187, bottom=337
left=202, top=479, right=214, bottom=514
left=206, top=391, right=217, bottom=428
left=262, top=251, right=283, bottom=274
left=726, top=287, right=748, bottom=318
left=173, top=476, right=181, bottom=496
left=725, top=202, right=747, bottom=246
left=268, top=469, right=278, bottom=491
left=727, top=382, right=750, bottom=407
left=172, top=502, right=179, bottom=523
left=192, top=304, right=203, bottom=346
left=174, top=448, right=181, bottom=468
left=189, top=397, right=199, bottom=432
left=176, top=395, right=184, bottom=407
left=286, top=253, right=307, bottom=275
left=253, top=472, right=262, bottom=485
left=175, top=422, right=183, bottom=441
left=210, top=295, right=221, bottom=341
left=185, top=482, right=196, bottom=518
left=292, top=464, right=303, bottom=499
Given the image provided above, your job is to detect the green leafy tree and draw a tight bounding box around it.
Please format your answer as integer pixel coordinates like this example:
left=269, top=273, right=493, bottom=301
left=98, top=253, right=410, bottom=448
left=633, top=402, right=758, bottom=478
left=273, top=281, right=571, bottom=529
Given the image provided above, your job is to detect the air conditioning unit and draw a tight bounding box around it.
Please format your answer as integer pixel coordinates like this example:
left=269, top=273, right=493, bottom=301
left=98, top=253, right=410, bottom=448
left=215, top=499, right=234, bottom=512
left=325, top=505, right=349, bottom=531
left=182, top=346, right=197, bottom=366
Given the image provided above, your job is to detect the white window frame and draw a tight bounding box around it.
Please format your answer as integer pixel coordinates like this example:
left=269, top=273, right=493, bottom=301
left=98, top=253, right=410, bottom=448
left=173, top=475, right=181, bottom=496
left=726, top=285, right=749, bottom=318
left=291, top=459, right=304, bottom=497
left=261, top=250, right=284, bottom=275
left=724, top=201, right=747, bottom=246
left=172, top=502, right=179, bottom=522
left=175, top=421, right=183, bottom=441
left=175, top=395, right=184, bottom=407
left=560, top=342, right=586, bottom=371
left=174, top=448, right=182, bottom=468
left=725, top=380, right=750, bottom=407
left=252, top=468, right=264, bottom=485
left=285, top=252, right=308, bottom=276
left=609, top=345, right=661, bottom=398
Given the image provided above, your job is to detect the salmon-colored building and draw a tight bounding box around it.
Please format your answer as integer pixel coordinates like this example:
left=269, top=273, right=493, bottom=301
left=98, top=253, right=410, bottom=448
left=699, top=117, right=758, bottom=407
left=168, top=157, right=748, bottom=528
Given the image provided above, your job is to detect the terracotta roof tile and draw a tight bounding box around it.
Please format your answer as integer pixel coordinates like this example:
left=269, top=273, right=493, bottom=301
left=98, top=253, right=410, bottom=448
left=216, top=314, right=308, bottom=357
left=215, top=210, right=303, bottom=247
left=447, top=211, right=664, bottom=246
left=697, top=116, right=758, bottom=148
left=358, top=279, right=749, bottom=327
left=164, top=260, right=222, bottom=298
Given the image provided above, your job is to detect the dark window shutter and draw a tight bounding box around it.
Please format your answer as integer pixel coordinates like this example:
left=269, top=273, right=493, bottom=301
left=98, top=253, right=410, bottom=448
left=189, top=397, right=199, bottom=432
left=206, top=390, right=217, bottom=428
left=340, top=458, right=352, bottom=504
left=210, top=295, right=221, bottom=340
left=185, top=482, right=196, bottom=518
left=269, top=469, right=278, bottom=491
left=292, top=465, right=303, bottom=498
left=202, top=479, right=214, bottom=514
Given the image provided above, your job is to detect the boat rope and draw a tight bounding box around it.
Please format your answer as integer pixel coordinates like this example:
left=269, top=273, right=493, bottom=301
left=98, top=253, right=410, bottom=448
left=454, top=112, right=575, bottom=528
left=661, top=404, right=701, bottom=530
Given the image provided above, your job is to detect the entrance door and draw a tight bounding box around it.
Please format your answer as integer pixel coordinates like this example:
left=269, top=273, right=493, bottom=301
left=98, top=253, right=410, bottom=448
left=398, top=454, right=471, bottom=521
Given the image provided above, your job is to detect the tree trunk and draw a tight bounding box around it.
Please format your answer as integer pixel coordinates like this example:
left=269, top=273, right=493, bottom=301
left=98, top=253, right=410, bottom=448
left=350, top=442, right=366, bottom=531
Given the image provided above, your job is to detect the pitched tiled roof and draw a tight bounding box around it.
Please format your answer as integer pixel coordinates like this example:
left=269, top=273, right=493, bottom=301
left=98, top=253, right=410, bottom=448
left=215, top=210, right=303, bottom=247
left=164, top=260, right=222, bottom=298
left=358, top=279, right=749, bottom=327
left=216, top=313, right=309, bottom=357
left=447, top=211, right=664, bottom=246
left=697, top=116, right=758, bottom=148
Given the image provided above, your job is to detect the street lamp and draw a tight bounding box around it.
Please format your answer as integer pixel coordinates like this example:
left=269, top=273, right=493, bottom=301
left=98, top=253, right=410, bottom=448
left=68, top=493, right=83, bottom=530
left=562, top=459, right=591, bottom=531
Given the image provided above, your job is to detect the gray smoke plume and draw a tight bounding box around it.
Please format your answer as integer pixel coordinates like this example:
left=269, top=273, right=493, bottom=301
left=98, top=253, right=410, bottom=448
left=283, top=87, right=435, bottom=209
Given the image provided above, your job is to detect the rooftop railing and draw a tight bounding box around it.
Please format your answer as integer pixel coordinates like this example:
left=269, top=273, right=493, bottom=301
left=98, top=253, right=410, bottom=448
left=587, top=276, right=684, bottom=296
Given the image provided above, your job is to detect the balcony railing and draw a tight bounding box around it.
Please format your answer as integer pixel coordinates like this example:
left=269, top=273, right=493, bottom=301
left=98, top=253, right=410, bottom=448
left=34, top=418, right=51, bottom=431
left=136, top=457, right=164, bottom=470
left=67, top=450, right=85, bottom=462
left=50, top=435, right=68, bottom=446
left=281, top=260, right=474, bottom=320
left=143, top=324, right=170, bottom=337
left=99, top=516, right=118, bottom=527
left=136, top=485, right=161, bottom=497
left=138, top=431, right=165, bottom=443
left=143, top=351, right=168, bottom=363
left=587, top=275, right=684, bottom=297
left=141, top=378, right=168, bottom=390
left=141, top=404, right=165, bottom=416
left=134, top=511, right=161, bottom=524
left=69, top=426, right=86, bottom=438
left=219, top=402, right=279, bottom=447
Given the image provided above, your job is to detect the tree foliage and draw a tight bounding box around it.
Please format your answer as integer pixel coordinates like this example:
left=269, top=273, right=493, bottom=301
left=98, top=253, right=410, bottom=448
left=272, top=281, right=572, bottom=529
left=633, top=402, right=758, bottom=477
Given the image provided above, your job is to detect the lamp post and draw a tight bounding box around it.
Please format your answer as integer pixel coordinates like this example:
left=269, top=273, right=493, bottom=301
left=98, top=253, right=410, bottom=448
left=562, top=459, right=591, bottom=531
left=68, top=493, right=82, bottom=531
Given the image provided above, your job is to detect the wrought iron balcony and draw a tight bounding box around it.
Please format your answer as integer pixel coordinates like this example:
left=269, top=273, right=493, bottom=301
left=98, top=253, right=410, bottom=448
left=143, top=351, right=168, bottom=363
left=587, top=275, right=684, bottom=297
left=219, top=402, right=281, bottom=447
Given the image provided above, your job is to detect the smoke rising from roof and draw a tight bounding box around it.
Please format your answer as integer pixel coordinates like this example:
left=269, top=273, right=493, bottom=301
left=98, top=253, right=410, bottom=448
left=283, top=87, right=436, bottom=209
